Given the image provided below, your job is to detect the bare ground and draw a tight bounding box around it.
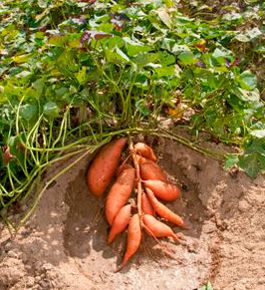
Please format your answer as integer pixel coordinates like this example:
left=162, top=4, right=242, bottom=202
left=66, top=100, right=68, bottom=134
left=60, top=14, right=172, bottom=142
left=0, top=138, right=264, bottom=290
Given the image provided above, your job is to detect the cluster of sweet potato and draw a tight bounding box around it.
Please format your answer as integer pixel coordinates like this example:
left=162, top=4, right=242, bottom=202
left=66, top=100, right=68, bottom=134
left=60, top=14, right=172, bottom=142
left=87, top=137, right=185, bottom=270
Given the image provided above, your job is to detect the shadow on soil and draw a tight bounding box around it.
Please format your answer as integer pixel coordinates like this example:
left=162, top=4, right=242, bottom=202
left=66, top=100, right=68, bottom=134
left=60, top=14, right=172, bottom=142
left=0, top=136, right=255, bottom=289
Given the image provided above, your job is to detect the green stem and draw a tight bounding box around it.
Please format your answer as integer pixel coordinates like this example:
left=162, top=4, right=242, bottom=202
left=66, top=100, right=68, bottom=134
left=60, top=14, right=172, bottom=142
left=17, top=149, right=91, bottom=229
left=155, top=129, right=225, bottom=161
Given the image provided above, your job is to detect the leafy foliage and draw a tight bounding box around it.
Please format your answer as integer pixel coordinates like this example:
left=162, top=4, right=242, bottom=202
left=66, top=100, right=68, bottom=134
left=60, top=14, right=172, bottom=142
left=199, top=281, right=213, bottom=290
left=0, top=0, right=264, bottom=214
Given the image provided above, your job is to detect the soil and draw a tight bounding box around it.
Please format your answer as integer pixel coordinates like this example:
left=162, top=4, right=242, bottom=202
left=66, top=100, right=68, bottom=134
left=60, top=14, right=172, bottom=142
left=0, top=138, right=264, bottom=290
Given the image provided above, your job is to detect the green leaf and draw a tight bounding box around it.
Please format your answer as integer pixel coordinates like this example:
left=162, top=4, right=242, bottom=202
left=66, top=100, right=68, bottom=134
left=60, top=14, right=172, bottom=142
left=212, top=48, right=230, bottom=64
left=178, top=51, right=197, bottom=65
left=244, top=138, right=265, bottom=155
left=20, top=104, right=38, bottom=122
left=254, top=45, right=265, bottom=54
left=233, top=88, right=260, bottom=102
left=135, top=99, right=150, bottom=116
left=171, top=44, right=191, bottom=55
left=123, top=37, right=151, bottom=56
left=156, top=8, right=172, bottom=28
left=250, top=129, right=265, bottom=138
left=32, top=79, right=45, bottom=95
left=238, top=71, right=257, bottom=90
left=115, top=47, right=130, bottom=62
left=75, top=66, right=88, bottom=85
left=38, top=0, right=48, bottom=8
left=224, top=154, right=239, bottom=170
left=199, top=281, right=214, bottom=290
left=43, top=102, right=59, bottom=118
left=238, top=153, right=265, bottom=178
left=154, top=65, right=176, bottom=77
left=159, top=51, right=176, bottom=66
left=133, top=53, right=160, bottom=67
left=105, top=47, right=130, bottom=63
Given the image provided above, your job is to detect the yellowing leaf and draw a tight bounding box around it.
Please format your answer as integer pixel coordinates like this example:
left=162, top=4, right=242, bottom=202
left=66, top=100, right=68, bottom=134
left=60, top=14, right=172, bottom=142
left=68, top=39, right=81, bottom=48
left=168, top=104, right=186, bottom=118
left=156, top=8, right=172, bottom=28
left=12, top=54, right=32, bottom=63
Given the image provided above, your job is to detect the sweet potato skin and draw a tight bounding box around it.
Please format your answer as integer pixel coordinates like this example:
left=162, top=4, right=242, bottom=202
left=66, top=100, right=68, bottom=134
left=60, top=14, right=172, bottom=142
left=87, top=138, right=127, bottom=197
left=142, top=214, right=179, bottom=241
left=108, top=204, right=132, bottom=244
left=140, top=160, right=168, bottom=182
left=105, top=167, right=135, bottom=225
left=142, top=192, right=155, bottom=215
left=121, top=214, right=141, bottom=268
left=134, top=142, right=157, bottom=162
left=143, top=179, right=181, bottom=202
left=116, top=163, right=132, bottom=177
left=146, top=188, right=184, bottom=227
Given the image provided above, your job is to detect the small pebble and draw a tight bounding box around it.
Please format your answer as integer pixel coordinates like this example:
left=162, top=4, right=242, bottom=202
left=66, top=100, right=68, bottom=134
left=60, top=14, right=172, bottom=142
left=27, top=277, right=35, bottom=287
left=238, top=200, right=250, bottom=212
left=7, top=250, right=19, bottom=259
left=38, top=279, right=50, bottom=288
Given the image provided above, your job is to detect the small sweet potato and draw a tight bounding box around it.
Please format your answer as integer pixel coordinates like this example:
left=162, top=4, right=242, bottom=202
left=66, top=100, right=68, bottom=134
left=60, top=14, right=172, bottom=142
left=108, top=204, right=132, bottom=244
left=146, top=188, right=184, bottom=228
left=143, top=179, right=181, bottom=202
left=140, top=160, right=168, bottom=182
left=142, top=192, right=155, bottom=215
left=134, top=142, right=157, bottom=162
left=120, top=214, right=141, bottom=269
left=143, top=214, right=180, bottom=241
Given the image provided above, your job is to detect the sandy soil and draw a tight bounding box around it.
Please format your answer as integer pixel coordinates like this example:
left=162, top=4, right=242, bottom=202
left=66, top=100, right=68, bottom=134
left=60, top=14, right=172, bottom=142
left=0, top=138, right=264, bottom=290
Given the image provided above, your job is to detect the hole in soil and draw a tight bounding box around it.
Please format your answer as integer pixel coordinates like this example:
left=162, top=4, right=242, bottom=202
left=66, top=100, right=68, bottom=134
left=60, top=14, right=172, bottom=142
left=62, top=137, right=217, bottom=289
left=0, top=137, right=262, bottom=290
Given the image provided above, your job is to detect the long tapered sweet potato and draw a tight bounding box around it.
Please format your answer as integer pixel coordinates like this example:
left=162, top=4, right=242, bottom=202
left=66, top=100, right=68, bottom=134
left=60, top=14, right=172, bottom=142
left=143, top=179, right=180, bottom=202
left=140, top=160, right=168, bottom=182
left=108, top=204, right=132, bottom=244
left=134, top=142, right=157, bottom=162
left=142, top=192, right=155, bottom=215
left=87, top=138, right=127, bottom=197
left=142, top=214, right=180, bottom=241
left=120, top=214, right=141, bottom=269
left=105, top=166, right=135, bottom=225
left=146, top=188, right=185, bottom=228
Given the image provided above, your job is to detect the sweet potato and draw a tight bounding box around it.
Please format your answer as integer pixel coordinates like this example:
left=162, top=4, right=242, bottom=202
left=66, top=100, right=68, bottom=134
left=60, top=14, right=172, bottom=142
left=142, top=192, right=155, bottom=215
left=140, top=160, right=168, bottom=182
left=121, top=214, right=142, bottom=268
left=143, top=179, right=180, bottom=202
left=142, top=214, right=180, bottom=241
left=134, top=142, right=157, bottom=162
left=108, top=204, right=131, bottom=244
left=116, top=163, right=132, bottom=177
left=87, top=138, right=127, bottom=197
left=146, top=188, right=184, bottom=228
left=105, top=167, right=135, bottom=225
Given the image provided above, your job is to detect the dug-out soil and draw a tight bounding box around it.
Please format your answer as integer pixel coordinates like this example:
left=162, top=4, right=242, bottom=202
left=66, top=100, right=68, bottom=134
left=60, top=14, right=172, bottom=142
left=0, top=138, right=264, bottom=290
